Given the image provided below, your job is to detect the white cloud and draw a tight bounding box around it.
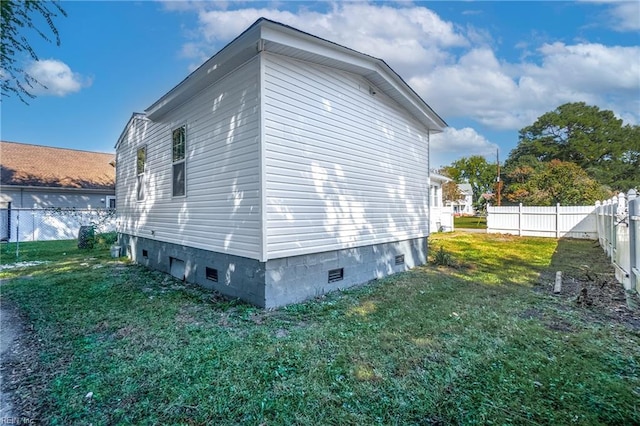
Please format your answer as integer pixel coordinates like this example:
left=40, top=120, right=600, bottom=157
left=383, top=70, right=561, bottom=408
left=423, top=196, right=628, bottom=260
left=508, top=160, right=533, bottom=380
left=606, top=1, right=640, bottom=32
left=578, top=1, right=640, bottom=32
left=412, top=41, right=640, bottom=129
left=27, top=59, right=91, bottom=96
left=182, top=3, right=467, bottom=74
left=430, top=127, right=498, bottom=167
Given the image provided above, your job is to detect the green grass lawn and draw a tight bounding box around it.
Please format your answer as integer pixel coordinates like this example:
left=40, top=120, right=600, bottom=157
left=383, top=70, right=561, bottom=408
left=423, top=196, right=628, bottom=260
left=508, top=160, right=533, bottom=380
left=1, top=234, right=638, bottom=425
left=454, top=215, right=487, bottom=229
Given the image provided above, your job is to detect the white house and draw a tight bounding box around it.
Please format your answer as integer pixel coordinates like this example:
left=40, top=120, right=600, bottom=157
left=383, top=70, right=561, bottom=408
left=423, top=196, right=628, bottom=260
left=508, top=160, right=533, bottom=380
left=429, top=172, right=454, bottom=232
left=0, top=141, right=116, bottom=242
left=115, top=18, right=446, bottom=308
left=449, top=183, right=475, bottom=215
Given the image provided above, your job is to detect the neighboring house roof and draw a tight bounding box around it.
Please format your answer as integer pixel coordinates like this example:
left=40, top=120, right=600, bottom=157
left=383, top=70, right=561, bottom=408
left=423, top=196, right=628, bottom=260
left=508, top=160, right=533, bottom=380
left=430, top=172, right=452, bottom=184
left=0, top=141, right=115, bottom=190
left=458, top=183, right=473, bottom=196
left=144, top=18, right=447, bottom=133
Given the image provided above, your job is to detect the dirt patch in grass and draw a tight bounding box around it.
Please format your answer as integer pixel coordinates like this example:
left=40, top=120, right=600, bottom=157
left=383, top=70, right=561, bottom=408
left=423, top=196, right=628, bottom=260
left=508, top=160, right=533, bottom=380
left=0, top=299, right=44, bottom=422
left=537, top=238, right=640, bottom=329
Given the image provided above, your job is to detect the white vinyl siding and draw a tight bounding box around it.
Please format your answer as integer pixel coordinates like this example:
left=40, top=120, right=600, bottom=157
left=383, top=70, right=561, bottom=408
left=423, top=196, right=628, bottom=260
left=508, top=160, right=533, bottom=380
left=117, top=58, right=262, bottom=259
left=262, top=54, right=430, bottom=259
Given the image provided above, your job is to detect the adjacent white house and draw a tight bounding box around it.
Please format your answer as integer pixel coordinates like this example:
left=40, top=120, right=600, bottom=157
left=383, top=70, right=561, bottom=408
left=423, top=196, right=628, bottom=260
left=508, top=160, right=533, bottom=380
left=115, top=18, right=447, bottom=307
left=449, top=183, right=475, bottom=215
left=0, top=141, right=116, bottom=242
left=429, top=172, right=454, bottom=232
left=0, top=141, right=116, bottom=210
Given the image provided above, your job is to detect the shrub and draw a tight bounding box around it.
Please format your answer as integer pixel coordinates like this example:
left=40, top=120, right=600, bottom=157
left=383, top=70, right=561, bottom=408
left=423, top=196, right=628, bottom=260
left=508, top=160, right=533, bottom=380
left=96, top=231, right=118, bottom=247
left=432, top=245, right=453, bottom=266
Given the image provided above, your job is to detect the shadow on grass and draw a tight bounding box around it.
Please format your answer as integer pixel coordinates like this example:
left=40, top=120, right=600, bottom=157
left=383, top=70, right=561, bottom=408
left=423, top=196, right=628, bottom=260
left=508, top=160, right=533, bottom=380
left=428, top=232, right=558, bottom=286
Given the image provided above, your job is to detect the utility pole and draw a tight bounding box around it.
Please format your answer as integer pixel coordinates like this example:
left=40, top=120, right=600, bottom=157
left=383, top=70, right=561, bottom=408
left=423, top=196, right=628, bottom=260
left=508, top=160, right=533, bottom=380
left=496, top=149, right=502, bottom=206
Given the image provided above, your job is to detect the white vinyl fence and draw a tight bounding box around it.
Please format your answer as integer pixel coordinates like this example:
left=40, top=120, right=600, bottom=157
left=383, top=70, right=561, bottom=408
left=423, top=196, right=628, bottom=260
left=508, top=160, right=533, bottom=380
left=0, top=208, right=116, bottom=243
left=430, top=206, right=454, bottom=233
left=487, top=203, right=597, bottom=239
left=596, top=190, right=639, bottom=293
left=487, top=189, right=639, bottom=294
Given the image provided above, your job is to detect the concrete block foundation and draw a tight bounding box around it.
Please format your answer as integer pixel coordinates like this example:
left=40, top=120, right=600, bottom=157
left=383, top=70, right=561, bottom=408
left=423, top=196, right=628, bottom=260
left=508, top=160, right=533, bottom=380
left=118, top=234, right=427, bottom=308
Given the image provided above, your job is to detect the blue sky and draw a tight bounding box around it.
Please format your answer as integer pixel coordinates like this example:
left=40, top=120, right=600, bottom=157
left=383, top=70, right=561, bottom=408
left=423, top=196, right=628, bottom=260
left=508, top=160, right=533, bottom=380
left=2, top=1, right=639, bottom=168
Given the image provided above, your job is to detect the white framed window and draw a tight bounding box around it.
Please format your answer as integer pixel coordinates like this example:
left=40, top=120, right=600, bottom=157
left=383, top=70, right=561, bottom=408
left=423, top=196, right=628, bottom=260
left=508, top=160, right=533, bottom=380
left=172, top=125, right=186, bottom=197
left=136, top=146, right=146, bottom=201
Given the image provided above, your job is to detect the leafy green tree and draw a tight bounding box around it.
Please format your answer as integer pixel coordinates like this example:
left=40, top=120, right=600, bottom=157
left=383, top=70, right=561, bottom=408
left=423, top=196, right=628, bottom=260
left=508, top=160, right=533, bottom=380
left=505, top=102, right=640, bottom=190
left=1, top=0, right=67, bottom=103
left=503, top=159, right=610, bottom=205
left=442, top=155, right=497, bottom=207
left=442, top=180, right=462, bottom=204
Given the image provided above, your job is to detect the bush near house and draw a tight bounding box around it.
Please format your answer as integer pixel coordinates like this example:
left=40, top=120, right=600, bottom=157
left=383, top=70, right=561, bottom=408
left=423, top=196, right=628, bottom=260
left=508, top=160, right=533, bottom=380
left=1, top=234, right=638, bottom=425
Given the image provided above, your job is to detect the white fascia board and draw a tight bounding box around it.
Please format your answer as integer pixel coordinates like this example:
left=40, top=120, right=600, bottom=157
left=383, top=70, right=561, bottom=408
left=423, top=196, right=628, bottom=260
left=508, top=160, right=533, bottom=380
left=4, top=185, right=115, bottom=194
left=145, top=26, right=261, bottom=120
left=430, top=173, right=452, bottom=184
left=115, top=113, right=148, bottom=150
left=260, top=24, right=376, bottom=72
left=372, top=62, right=447, bottom=132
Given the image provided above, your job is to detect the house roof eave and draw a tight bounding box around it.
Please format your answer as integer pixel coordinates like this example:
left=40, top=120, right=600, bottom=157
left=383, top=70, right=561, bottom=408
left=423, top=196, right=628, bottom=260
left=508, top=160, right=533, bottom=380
left=144, top=18, right=447, bottom=132
left=1, top=184, right=115, bottom=193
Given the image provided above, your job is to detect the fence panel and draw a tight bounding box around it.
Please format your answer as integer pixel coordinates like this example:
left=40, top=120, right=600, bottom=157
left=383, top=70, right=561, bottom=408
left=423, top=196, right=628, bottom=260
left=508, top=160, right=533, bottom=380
left=5, top=208, right=116, bottom=243
left=430, top=206, right=454, bottom=233
left=488, top=191, right=638, bottom=294
left=487, top=204, right=597, bottom=239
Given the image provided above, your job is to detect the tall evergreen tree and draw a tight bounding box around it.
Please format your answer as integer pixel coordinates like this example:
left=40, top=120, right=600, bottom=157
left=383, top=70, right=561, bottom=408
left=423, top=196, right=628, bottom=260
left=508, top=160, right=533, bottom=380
left=505, top=102, right=639, bottom=190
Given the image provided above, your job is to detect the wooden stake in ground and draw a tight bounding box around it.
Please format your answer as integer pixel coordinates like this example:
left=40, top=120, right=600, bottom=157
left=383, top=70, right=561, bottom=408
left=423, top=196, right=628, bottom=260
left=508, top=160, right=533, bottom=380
left=554, top=271, right=562, bottom=294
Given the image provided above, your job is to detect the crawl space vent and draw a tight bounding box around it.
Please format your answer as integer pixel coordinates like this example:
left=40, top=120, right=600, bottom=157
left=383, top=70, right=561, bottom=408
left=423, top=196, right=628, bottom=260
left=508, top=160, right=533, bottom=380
left=328, top=268, right=344, bottom=283
left=395, top=254, right=405, bottom=265
left=206, top=267, right=219, bottom=282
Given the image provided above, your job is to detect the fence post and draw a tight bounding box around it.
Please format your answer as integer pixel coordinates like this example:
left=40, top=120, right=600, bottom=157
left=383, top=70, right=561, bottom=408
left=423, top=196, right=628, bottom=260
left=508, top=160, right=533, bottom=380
left=616, top=192, right=629, bottom=288
left=556, top=203, right=561, bottom=238
left=518, top=203, right=523, bottom=236
left=604, top=199, right=610, bottom=256
left=595, top=201, right=601, bottom=248
left=610, top=196, right=617, bottom=259
left=629, top=189, right=639, bottom=293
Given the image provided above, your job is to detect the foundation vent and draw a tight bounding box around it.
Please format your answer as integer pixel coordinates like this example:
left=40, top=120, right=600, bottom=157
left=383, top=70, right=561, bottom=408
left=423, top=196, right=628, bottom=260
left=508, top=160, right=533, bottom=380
left=328, top=268, right=344, bottom=283
left=142, top=249, right=148, bottom=258
left=395, top=254, right=405, bottom=265
left=206, top=267, right=219, bottom=282
left=170, top=257, right=186, bottom=281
